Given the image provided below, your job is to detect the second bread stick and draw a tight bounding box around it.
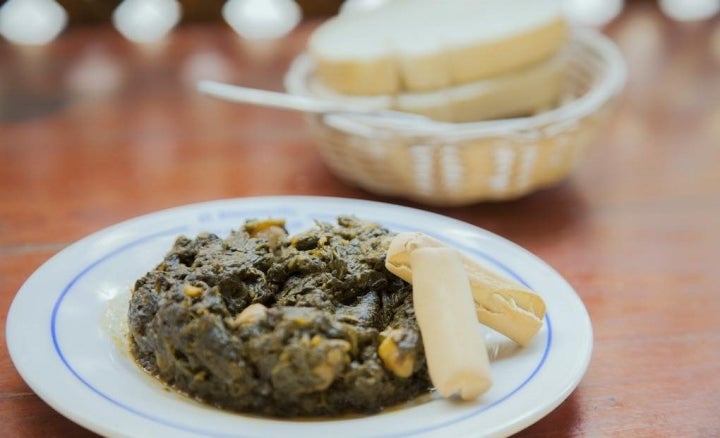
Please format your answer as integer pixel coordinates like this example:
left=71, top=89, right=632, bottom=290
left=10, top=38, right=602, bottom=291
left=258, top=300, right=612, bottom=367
left=411, top=247, right=492, bottom=400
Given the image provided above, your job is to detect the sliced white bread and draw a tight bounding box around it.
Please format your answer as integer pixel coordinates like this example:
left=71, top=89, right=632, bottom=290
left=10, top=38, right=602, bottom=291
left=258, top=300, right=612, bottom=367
left=309, top=0, right=567, bottom=95
left=298, top=48, right=566, bottom=122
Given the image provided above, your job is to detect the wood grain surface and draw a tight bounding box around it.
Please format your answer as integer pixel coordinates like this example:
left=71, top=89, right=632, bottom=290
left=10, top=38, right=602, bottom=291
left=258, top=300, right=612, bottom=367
left=1, top=3, right=719, bottom=436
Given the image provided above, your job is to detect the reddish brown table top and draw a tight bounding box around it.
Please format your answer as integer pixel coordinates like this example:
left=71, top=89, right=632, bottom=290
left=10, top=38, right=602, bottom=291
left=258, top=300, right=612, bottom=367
left=2, top=3, right=719, bottom=436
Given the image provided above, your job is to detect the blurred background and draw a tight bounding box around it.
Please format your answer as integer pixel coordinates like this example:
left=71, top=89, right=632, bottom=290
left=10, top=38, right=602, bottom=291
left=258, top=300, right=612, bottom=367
left=0, top=0, right=717, bottom=124
left=0, top=0, right=718, bottom=28
left=0, top=0, right=718, bottom=43
left=0, top=0, right=718, bottom=50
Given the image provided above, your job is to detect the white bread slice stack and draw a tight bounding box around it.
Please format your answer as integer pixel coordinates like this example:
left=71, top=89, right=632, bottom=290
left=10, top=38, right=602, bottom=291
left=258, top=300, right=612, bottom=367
left=308, top=0, right=568, bottom=97
left=304, top=49, right=566, bottom=122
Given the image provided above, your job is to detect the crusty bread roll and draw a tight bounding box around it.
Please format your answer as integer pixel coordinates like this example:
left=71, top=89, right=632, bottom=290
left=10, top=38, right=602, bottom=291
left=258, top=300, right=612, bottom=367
left=304, top=48, right=566, bottom=122
left=386, top=232, right=546, bottom=346
left=309, top=0, right=567, bottom=95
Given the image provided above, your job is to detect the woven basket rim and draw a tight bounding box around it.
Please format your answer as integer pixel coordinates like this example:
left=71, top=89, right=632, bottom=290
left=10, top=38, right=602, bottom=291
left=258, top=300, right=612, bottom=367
left=284, top=28, right=627, bottom=140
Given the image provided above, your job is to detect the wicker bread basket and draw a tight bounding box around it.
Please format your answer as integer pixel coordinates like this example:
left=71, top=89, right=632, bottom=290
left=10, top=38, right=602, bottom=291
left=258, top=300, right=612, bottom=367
left=285, top=29, right=626, bottom=206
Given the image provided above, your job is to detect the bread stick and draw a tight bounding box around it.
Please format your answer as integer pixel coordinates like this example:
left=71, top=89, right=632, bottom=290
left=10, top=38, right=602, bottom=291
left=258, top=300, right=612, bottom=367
left=386, top=232, right=546, bottom=346
left=411, top=247, right=492, bottom=400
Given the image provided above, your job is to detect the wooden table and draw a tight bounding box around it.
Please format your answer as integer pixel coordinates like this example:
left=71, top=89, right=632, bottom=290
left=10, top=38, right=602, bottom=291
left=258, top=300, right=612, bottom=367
left=1, top=3, right=718, bottom=436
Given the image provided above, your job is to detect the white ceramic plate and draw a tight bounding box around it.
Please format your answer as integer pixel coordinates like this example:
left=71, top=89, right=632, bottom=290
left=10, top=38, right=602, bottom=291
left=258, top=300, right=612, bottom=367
left=6, top=196, right=592, bottom=438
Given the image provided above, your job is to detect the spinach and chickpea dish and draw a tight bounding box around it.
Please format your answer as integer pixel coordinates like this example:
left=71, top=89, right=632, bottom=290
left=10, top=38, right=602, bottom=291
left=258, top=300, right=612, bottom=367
left=128, top=217, right=431, bottom=416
